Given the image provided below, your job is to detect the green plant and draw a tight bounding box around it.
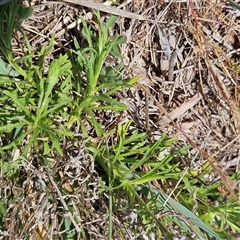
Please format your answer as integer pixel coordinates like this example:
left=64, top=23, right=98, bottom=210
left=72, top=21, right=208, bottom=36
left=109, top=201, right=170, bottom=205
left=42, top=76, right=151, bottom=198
left=0, top=0, right=32, bottom=72
left=0, top=38, right=73, bottom=157
left=178, top=170, right=240, bottom=239
left=90, top=121, right=222, bottom=239
left=69, top=11, right=137, bottom=136
left=0, top=4, right=237, bottom=239
left=0, top=9, right=138, bottom=238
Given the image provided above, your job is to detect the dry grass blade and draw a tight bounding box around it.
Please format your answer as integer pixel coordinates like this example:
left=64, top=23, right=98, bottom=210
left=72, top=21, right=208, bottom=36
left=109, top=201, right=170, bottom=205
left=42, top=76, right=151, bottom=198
left=159, top=94, right=202, bottom=126
left=59, top=0, right=155, bottom=21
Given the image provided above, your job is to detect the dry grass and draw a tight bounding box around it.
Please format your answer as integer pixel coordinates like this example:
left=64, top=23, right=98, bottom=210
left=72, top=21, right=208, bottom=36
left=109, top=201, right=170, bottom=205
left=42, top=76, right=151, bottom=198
left=115, top=0, right=240, bottom=195
left=3, top=0, right=240, bottom=239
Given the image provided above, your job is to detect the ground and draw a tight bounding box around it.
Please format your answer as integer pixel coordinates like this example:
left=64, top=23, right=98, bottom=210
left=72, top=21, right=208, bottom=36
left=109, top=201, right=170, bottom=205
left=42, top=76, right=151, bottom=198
left=1, top=0, right=240, bottom=239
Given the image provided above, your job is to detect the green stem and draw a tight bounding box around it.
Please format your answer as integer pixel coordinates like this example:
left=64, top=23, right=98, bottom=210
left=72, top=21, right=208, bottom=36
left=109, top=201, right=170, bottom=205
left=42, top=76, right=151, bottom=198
left=226, top=0, right=240, bottom=10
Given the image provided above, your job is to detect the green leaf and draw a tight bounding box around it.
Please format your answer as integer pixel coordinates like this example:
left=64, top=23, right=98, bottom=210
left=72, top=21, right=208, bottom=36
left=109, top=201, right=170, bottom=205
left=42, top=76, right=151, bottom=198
left=18, top=6, right=33, bottom=20
left=44, top=99, right=72, bottom=118
left=51, top=134, right=63, bottom=156
left=226, top=0, right=240, bottom=10
left=88, top=100, right=128, bottom=111
left=106, top=15, right=118, bottom=29
left=0, top=57, right=19, bottom=76
left=0, top=122, right=24, bottom=132
left=3, top=90, right=31, bottom=116
left=86, top=111, right=104, bottom=137
left=45, top=59, right=61, bottom=98
left=0, top=201, right=6, bottom=216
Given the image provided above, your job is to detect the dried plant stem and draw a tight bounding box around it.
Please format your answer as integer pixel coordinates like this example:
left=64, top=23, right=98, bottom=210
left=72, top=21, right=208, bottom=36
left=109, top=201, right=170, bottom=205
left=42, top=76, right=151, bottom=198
left=59, top=0, right=160, bottom=22
left=47, top=172, right=82, bottom=233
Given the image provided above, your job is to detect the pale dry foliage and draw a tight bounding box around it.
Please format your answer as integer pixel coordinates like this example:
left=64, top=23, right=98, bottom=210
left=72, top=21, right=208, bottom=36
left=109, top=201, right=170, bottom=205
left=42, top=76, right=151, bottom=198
left=1, top=0, right=240, bottom=239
